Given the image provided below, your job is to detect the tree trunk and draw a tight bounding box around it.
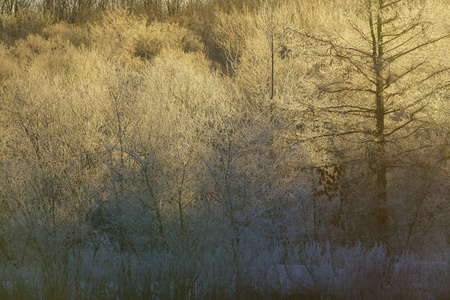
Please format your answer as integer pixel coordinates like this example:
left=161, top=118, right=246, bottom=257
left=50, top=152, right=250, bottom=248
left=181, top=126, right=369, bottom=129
left=371, top=0, right=389, bottom=243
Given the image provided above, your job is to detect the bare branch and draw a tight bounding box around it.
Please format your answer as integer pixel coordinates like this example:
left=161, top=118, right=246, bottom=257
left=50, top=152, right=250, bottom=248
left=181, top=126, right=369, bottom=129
left=381, top=14, right=399, bottom=26
left=385, top=105, right=426, bottom=137
left=385, top=30, right=423, bottom=55
left=387, top=59, right=427, bottom=87
left=320, top=105, right=375, bottom=112
left=381, top=0, right=401, bottom=10
left=288, top=130, right=364, bottom=143
left=387, top=34, right=450, bottom=63
left=319, top=85, right=376, bottom=94
left=416, top=67, right=450, bottom=85
left=382, top=21, right=420, bottom=46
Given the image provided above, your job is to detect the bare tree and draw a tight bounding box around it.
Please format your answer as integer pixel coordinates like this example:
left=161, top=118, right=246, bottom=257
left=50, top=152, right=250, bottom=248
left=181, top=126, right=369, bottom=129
left=288, top=0, right=449, bottom=243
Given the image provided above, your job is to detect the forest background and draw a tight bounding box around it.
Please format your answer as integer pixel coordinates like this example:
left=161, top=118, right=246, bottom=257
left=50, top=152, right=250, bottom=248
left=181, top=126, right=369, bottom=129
left=0, top=0, right=449, bottom=298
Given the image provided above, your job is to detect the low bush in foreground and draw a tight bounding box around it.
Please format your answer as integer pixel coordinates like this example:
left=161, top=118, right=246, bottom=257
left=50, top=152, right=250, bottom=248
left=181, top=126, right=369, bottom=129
left=0, top=241, right=448, bottom=299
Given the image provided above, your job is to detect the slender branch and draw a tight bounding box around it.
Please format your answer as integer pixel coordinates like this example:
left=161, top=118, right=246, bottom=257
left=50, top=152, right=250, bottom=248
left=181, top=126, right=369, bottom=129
left=381, top=21, right=420, bottom=46
left=416, top=67, right=450, bottom=85
left=288, top=130, right=364, bottom=143
left=385, top=104, right=427, bottom=137
left=388, top=59, right=427, bottom=86
left=381, top=0, right=401, bottom=10
left=388, top=124, right=424, bottom=141
left=319, top=85, right=376, bottom=94
left=384, top=30, right=422, bottom=55
left=320, top=105, right=375, bottom=112
left=387, top=34, right=450, bottom=63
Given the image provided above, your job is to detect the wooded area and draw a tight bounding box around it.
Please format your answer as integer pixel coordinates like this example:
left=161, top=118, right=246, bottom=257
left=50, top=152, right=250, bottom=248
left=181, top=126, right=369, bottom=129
left=0, top=0, right=449, bottom=298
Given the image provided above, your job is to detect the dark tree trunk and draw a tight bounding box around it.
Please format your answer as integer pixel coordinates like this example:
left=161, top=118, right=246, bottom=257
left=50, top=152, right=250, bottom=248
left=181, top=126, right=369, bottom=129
left=371, top=0, right=389, bottom=243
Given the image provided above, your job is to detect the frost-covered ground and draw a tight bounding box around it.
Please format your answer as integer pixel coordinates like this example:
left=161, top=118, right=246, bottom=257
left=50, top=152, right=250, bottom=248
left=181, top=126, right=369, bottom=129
left=1, top=241, right=448, bottom=299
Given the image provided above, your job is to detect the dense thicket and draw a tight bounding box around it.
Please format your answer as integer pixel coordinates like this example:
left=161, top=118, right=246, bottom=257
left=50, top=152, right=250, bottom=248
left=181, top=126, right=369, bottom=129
left=0, top=0, right=449, bottom=298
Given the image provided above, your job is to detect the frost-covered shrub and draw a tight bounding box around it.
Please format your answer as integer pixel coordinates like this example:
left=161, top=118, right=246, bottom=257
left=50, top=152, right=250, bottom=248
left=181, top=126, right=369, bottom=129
left=0, top=240, right=449, bottom=299
left=0, top=10, right=49, bottom=45
left=42, top=22, right=90, bottom=48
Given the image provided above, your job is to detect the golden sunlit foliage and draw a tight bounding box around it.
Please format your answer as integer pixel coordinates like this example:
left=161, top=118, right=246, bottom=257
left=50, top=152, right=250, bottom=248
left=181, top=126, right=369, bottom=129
left=0, top=0, right=449, bottom=298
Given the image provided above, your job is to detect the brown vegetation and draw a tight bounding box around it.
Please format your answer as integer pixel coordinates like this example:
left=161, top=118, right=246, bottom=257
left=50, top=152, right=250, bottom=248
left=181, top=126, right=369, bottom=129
left=0, top=0, right=449, bottom=298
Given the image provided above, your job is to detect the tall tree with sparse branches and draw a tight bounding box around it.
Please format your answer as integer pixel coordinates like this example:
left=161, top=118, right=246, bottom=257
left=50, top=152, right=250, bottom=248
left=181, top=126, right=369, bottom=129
left=288, top=0, right=449, bottom=243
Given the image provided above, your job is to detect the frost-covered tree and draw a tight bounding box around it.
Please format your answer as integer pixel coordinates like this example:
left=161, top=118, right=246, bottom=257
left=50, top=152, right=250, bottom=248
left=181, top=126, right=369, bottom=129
left=288, top=0, right=450, bottom=244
